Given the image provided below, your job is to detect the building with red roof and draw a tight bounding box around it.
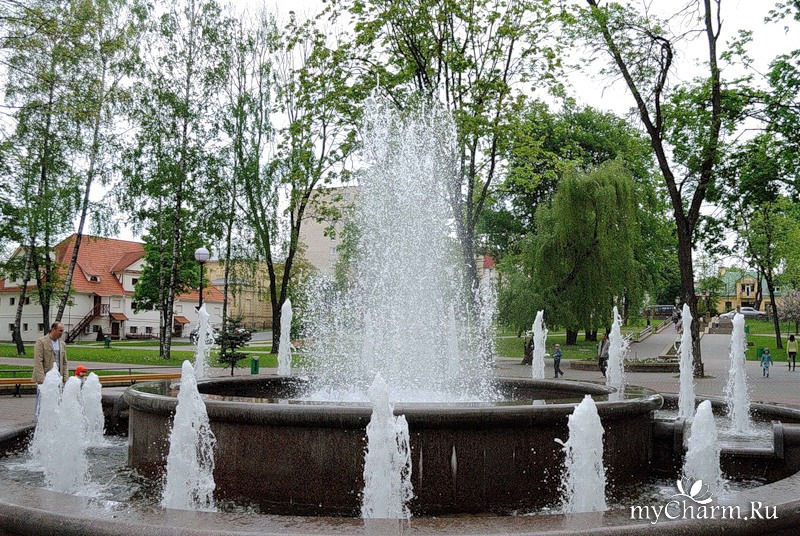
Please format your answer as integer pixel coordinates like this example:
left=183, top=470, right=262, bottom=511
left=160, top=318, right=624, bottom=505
left=0, top=234, right=225, bottom=342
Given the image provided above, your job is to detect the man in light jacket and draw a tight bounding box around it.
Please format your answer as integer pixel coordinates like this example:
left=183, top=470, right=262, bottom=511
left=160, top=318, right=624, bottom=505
left=32, top=322, right=68, bottom=416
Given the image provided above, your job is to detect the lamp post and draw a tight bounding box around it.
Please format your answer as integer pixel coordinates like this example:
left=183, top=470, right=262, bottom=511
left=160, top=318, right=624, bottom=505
left=194, top=247, right=211, bottom=308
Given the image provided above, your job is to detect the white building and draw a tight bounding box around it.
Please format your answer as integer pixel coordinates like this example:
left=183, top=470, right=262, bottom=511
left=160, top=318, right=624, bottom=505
left=0, top=234, right=224, bottom=342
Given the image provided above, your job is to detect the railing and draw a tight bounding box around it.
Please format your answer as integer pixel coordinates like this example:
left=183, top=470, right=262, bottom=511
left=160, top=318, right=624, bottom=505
left=66, top=303, right=109, bottom=343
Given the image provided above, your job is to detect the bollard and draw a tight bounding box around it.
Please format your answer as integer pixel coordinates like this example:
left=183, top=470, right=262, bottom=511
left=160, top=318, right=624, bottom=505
left=250, top=356, right=259, bottom=374
left=104, top=336, right=111, bottom=348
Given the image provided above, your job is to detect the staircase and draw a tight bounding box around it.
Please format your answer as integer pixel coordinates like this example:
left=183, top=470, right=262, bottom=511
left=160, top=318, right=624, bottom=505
left=66, top=303, right=108, bottom=343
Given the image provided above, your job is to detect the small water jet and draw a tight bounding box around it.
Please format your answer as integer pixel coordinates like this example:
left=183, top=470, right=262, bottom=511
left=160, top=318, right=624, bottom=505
left=677, top=304, right=696, bottom=420
left=82, top=372, right=105, bottom=446
left=194, top=304, right=213, bottom=379
left=361, top=374, right=413, bottom=519
left=724, top=313, right=752, bottom=434
left=42, top=376, right=89, bottom=493
left=682, top=400, right=723, bottom=496
left=277, top=299, right=293, bottom=376
left=606, top=306, right=627, bottom=390
left=476, top=270, right=498, bottom=366
left=28, top=366, right=61, bottom=466
left=531, top=310, right=547, bottom=380
left=557, top=394, right=607, bottom=513
left=161, top=360, right=216, bottom=511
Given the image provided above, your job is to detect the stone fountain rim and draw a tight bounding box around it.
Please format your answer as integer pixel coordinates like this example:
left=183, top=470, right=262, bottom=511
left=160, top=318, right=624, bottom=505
left=122, top=376, right=664, bottom=428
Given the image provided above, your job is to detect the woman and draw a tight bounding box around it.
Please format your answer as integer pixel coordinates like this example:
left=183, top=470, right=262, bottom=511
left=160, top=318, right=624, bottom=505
left=788, top=334, right=798, bottom=371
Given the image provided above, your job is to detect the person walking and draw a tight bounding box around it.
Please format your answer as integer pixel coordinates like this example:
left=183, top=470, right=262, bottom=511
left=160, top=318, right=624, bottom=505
left=32, top=322, right=68, bottom=416
left=553, top=344, right=564, bottom=378
left=761, top=348, right=773, bottom=378
left=598, top=333, right=609, bottom=377
left=788, top=335, right=798, bottom=371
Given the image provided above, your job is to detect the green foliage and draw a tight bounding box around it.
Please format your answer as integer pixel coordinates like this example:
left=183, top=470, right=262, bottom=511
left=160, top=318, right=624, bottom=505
left=216, top=318, right=252, bottom=376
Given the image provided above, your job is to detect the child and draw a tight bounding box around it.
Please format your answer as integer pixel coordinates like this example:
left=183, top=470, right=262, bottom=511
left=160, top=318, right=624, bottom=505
left=760, top=348, right=773, bottom=378
left=553, top=344, right=564, bottom=378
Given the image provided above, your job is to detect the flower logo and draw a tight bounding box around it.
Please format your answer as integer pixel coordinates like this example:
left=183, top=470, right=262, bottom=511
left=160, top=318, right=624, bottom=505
left=672, top=479, right=713, bottom=504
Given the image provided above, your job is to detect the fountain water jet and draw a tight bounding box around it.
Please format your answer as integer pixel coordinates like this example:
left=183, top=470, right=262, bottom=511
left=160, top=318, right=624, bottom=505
left=531, top=310, right=547, bottom=380
left=277, top=299, right=293, bottom=376
left=82, top=372, right=105, bottom=446
left=677, top=304, right=696, bottom=420
left=682, top=400, right=723, bottom=496
left=361, top=374, right=413, bottom=519
left=724, top=313, right=752, bottom=434
left=302, top=99, right=495, bottom=402
left=476, top=270, right=498, bottom=366
left=557, top=395, right=607, bottom=513
left=28, top=366, right=61, bottom=466
left=194, top=304, right=213, bottom=379
left=606, top=306, right=627, bottom=390
left=161, top=360, right=216, bottom=511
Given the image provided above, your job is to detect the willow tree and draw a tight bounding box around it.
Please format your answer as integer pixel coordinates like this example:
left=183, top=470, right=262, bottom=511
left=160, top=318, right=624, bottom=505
left=530, top=160, right=643, bottom=344
left=575, top=0, right=731, bottom=375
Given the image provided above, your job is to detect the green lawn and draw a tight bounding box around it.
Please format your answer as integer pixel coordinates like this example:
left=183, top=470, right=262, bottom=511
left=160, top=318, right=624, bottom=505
left=0, top=344, right=194, bottom=367
left=744, top=319, right=799, bottom=336
left=495, top=335, right=598, bottom=360
left=744, top=335, right=791, bottom=362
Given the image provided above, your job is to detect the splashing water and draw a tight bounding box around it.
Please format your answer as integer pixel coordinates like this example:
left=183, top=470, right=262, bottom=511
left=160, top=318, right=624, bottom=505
left=302, top=99, right=496, bottom=402
left=531, top=311, right=547, bottom=380
left=82, top=372, right=105, bottom=446
left=277, top=299, right=293, bottom=376
left=161, top=361, right=216, bottom=511
left=476, top=270, right=498, bottom=366
left=194, top=304, right=213, bottom=379
left=46, top=377, right=89, bottom=493
left=606, top=306, right=627, bottom=390
left=361, top=374, right=413, bottom=519
left=724, top=314, right=752, bottom=434
left=29, top=365, right=62, bottom=466
left=683, top=400, right=723, bottom=496
left=677, top=304, right=696, bottom=420
left=557, top=395, right=607, bottom=513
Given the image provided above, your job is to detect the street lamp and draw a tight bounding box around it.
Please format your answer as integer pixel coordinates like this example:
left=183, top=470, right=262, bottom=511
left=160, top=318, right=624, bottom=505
left=194, top=247, right=211, bottom=308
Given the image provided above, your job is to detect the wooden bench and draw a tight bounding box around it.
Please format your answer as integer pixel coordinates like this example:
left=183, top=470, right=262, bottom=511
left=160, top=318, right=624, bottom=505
left=0, top=373, right=182, bottom=397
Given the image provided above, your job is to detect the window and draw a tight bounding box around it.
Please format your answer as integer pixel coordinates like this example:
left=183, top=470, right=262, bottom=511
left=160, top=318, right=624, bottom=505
left=145, top=326, right=153, bottom=335
left=10, top=297, right=15, bottom=306
left=92, top=325, right=101, bottom=333
left=129, top=326, right=138, bottom=334
left=131, top=278, right=139, bottom=286
left=8, top=324, right=14, bottom=332
left=38, top=323, right=44, bottom=332
left=24, top=297, right=30, bottom=305
left=23, top=323, right=28, bottom=331
left=175, top=305, right=183, bottom=313
left=89, top=275, right=99, bottom=282
left=725, top=301, right=732, bottom=309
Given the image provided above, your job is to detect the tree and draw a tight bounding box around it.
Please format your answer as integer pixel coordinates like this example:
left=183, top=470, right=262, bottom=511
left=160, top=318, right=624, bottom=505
left=576, top=0, right=731, bottom=376
left=329, top=0, right=563, bottom=291
left=235, top=14, right=357, bottom=354
left=780, top=289, right=800, bottom=335
left=119, top=0, right=228, bottom=359
left=216, top=318, right=251, bottom=376
left=527, top=160, right=643, bottom=343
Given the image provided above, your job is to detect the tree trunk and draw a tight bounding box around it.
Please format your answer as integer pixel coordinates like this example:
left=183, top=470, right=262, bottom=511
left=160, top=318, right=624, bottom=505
left=566, top=329, right=578, bottom=345
left=584, top=329, right=598, bottom=342
left=765, top=275, right=783, bottom=350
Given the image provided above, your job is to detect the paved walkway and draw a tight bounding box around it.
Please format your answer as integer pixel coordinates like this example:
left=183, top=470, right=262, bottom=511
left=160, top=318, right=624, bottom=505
left=2, top=328, right=799, bottom=436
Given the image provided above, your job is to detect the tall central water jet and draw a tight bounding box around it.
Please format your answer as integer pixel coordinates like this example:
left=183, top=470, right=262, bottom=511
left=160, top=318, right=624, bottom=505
left=531, top=311, right=547, bottom=380
left=606, top=306, right=627, bottom=390
left=194, top=304, right=212, bottom=379
left=303, top=99, right=495, bottom=402
left=277, top=299, right=293, bottom=376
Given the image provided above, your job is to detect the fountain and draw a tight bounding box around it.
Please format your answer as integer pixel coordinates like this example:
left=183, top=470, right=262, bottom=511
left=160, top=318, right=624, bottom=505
left=531, top=310, right=547, bottom=380
left=4, top=99, right=800, bottom=535
left=677, top=303, right=696, bottom=420
left=725, top=313, right=752, bottom=433
left=277, top=299, right=293, bottom=376
left=161, top=361, right=216, bottom=511
left=476, top=270, right=498, bottom=366
left=682, top=400, right=724, bottom=496
left=82, top=372, right=105, bottom=446
left=557, top=395, right=607, bottom=513
left=361, top=374, right=413, bottom=519
left=606, top=306, right=627, bottom=390
left=194, top=304, right=213, bottom=379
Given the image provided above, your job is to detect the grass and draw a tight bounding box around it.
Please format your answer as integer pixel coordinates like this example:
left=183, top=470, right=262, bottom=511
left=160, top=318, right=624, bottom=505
left=743, top=319, right=799, bottom=337
left=495, top=334, right=598, bottom=360
left=744, top=335, right=791, bottom=362
left=0, top=344, right=194, bottom=367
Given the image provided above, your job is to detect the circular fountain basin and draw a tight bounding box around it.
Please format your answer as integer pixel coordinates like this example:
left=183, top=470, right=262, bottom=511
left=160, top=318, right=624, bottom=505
left=124, top=377, right=662, bottom=516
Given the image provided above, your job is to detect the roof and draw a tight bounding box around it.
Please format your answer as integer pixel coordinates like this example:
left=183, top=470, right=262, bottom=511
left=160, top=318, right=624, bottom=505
left=173, top=315, right=190, bottom=324
left=110, top=312, right=129, bottom=321
left=0, top=234, right=226, bottom=302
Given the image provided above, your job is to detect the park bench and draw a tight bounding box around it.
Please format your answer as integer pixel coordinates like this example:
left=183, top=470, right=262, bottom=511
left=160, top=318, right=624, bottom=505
left=0, top=372, right=181, bottom=397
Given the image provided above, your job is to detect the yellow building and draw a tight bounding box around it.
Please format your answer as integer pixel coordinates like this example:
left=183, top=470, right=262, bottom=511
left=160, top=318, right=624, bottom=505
left=205, top=260, right=273, bottom=329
